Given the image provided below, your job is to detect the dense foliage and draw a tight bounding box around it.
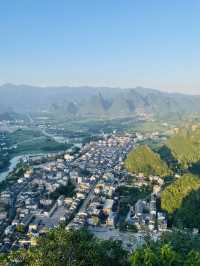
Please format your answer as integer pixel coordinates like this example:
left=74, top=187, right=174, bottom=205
left=174, top=188, right=200, bottom=229
left=129, top=243, right=200, bottom=266
left=125, top=145, right=171, bottom=177
left=130, top=230, right=200, bottom=266
left=161, top=174, right=200, bottom=214
left=2, top=229, right=200, bottom=266
left=1, top=228, right=128, bottom=266
left=167, top=126, right=200, bottom=169
left=157, top=145, right=180, bottom=173
left=160, top=230, right=200, bottom=254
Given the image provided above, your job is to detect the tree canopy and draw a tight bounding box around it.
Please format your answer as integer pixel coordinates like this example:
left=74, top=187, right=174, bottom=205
left=174, top=188, right=200, bottom=230
left=125, top=145, right=171, bottom=177
left=161, top=174, right=200, bottom=214
left=2, top=229, right=200, bottom=266
left=166, top=126, right=200, bottom=169
left=129, top=231, right=200, bottom=266
left=2, top=228, right=128, bottom=266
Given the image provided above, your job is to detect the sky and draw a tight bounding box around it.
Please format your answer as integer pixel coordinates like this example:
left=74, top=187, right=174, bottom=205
left=0, top=0, right=200, bottom=94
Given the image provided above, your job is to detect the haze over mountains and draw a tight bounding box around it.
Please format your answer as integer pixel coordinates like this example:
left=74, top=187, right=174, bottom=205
left=1, top=83, right=200, bottom=119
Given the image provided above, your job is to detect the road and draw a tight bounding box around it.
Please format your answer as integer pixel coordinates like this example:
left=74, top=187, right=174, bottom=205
left=78, top=183, right=97, bottom=213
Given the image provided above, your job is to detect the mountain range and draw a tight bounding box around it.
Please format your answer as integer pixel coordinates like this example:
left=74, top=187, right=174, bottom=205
left=1, top=83, right=200, bottom=119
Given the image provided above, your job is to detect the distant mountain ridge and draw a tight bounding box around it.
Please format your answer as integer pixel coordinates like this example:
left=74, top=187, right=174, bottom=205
left=1, top=83, right=200, bottom=118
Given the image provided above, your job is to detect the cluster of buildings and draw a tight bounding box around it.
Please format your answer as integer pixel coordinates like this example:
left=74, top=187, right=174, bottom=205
left=67, top=171, right=119, bottom=230
left=133, top=173, right=164, bottom=194
left=72, top=134, right=135, bottom=173
left=0, top=133, right=136, bottom=252
left=0, top=153, right=80, bottom=250
left=66, top=134, right=135, bottom=229
left=0, top=132, right=13, bottom=161
left=0, top=119, right=26, bottom=134
left=124, top=172, right=167, bottom=232
left=126, top=193, right=167, bottom=232
left=0, top=129, right=170, bottom=254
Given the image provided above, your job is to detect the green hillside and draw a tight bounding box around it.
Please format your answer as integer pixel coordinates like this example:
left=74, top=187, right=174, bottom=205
left=161, top=174, right=200, bottom=214
left=166, top=126, right=200, bottom=169
left=174, top=188, right=200, bottom=229
left=124, top=145, right=171, bottom=177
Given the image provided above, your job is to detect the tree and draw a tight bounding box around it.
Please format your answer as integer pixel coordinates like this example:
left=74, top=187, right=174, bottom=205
left=130, top=244, right=180, bottom=266
left=160, top=244, right=180, bottom=265
left=184, top=250, right=200, bottom=266
left=129, top=231, right=200, bottom=266
left=5, top=228, right=129, bottom=266
left=174, top=189, right=200, bottom=230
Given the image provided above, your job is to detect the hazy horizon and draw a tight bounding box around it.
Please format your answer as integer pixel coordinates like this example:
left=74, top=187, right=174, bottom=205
left=1, top=82, right=200, bottom=96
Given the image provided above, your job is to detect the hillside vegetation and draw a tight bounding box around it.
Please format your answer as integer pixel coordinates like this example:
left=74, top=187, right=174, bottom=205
left=174, top=188, right=200, bottom=229
left=161, top=174, right=200, bottom=214
left=166, top=126, right=200, bottom=169
left=124, top=145, right=171, bottom=177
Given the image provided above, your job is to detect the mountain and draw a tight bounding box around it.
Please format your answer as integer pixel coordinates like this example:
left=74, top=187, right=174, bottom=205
left=0, top=83, right=120, bottom=113
left=1, top=83, right=200, bottom=118
left=79, top=93, right=109, bottom=116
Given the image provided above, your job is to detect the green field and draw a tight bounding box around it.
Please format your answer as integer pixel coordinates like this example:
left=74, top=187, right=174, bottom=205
left=0, top=129, right=72, bottom=173
left=7, top=129, right=71, bottom=156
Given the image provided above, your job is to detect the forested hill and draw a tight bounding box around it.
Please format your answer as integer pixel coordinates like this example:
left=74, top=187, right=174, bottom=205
left=124, top=145, right=171, bottom=177
left=160, top=174, right=200, bottom=230
left=161, top=174, right=200, bottom=214
left=124, top=127, right=200, bottom=231
left=160, top=125, right=200, bottom=229
left=166, top=125, right=200, bottom=170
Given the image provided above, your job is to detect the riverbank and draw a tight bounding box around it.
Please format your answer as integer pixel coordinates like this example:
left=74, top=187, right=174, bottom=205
left=0, top=155, right=24, bottom=182
left=0, top=149, right=71, bottom=183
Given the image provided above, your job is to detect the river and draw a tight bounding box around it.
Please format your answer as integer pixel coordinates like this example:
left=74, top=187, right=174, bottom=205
left=0, top=150, right=66, bottom=182
left=0, top=155, right=24, bottom=182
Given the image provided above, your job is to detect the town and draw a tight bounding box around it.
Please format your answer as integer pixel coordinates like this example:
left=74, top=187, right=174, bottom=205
left=0, top=132, right=168, bottom=252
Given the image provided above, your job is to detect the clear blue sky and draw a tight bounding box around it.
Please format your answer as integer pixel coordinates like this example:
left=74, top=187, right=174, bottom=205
left=0, top=0, right=200, bottom=94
